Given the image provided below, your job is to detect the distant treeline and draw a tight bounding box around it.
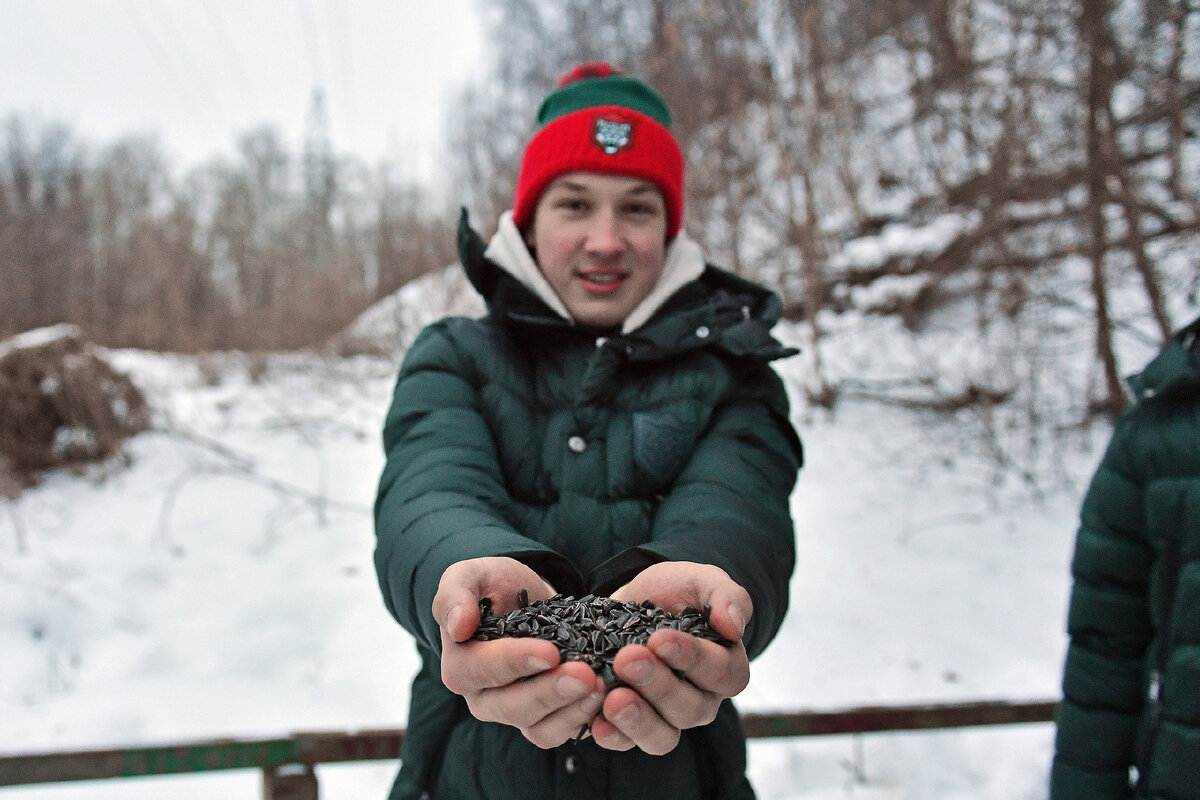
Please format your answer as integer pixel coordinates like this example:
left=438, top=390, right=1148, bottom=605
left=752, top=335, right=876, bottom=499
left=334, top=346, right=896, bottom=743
left=3, top=0, right=1198, bottom=417
left=0, top=121, right=456, bottom=351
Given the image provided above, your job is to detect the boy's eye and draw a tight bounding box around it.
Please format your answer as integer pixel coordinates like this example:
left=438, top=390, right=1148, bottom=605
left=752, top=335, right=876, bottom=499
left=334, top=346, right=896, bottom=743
left=623, top=200, right=664, bottom=218
left=555, top=197, right=589, bottom=212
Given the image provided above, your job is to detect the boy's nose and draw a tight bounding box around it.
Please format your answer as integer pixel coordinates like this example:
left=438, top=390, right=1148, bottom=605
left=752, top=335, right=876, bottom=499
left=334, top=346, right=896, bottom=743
left=585, top=212, right=624, bottom=256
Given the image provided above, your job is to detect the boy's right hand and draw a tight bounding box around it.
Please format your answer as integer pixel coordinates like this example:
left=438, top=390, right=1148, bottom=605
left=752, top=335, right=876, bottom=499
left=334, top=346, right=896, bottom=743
left=433, top=556, right=606, bottom=749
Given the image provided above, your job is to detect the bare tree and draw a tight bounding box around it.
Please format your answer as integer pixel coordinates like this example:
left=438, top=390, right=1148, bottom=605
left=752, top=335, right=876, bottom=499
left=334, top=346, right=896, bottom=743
left=5, top=0, right=1195, bottom=375
left=0, top=119, right=89, bottom=337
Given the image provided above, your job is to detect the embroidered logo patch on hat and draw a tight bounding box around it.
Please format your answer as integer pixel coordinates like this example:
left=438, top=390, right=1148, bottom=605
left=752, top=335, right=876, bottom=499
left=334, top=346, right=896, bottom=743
left=593, top=114, right=634, bottom=154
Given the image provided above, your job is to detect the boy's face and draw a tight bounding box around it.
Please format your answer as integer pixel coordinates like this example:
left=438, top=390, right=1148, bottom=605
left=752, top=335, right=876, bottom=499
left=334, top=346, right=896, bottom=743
left=525, top=172, right=667, bottom=330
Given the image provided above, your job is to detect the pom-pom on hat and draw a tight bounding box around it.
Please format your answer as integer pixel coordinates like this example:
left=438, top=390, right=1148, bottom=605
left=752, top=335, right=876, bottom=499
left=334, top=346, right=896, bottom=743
left=512, top=63, right=685, bottom=240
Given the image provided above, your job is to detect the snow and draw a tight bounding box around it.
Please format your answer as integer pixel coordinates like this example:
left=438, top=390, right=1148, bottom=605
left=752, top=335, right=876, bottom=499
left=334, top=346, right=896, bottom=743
left=329, top=265, right=484, bottom=355
left=0, top=274, right=1113, bottom=799
left=0, top=325, right=82, bottom=360
left=831, top=213, right=976, bottom=273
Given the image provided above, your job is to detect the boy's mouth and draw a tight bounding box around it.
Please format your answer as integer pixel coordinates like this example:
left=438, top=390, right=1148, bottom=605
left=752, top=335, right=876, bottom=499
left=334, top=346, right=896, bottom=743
left=578, top=271, right=627, bottom=294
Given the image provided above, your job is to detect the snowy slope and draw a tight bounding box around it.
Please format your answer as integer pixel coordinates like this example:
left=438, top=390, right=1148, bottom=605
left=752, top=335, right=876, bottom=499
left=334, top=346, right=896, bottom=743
left=0, top=269, right=1132, bottom=799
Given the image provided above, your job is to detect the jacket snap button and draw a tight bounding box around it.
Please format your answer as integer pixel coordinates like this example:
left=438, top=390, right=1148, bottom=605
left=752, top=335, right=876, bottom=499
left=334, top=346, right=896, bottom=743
left=696, top=326, right=710, bottom=338
left=595, top=336, right=608, bottom=348
left=568, top=436, right=587, bottom=453
left=564, top=754, right=578, bottom=774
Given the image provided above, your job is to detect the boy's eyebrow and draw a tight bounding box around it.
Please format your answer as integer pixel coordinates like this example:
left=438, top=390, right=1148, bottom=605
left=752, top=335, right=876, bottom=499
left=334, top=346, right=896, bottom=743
left=624, top=183, right=658, bottom=196
left=552, top=177, right=611, bottom=193
left=552, top=179, right=590, bottom=193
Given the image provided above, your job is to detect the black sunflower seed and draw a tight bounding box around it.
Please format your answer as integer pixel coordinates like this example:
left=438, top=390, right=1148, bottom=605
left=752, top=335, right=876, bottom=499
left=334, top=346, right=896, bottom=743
left=471, top=593, right=734, bottom=689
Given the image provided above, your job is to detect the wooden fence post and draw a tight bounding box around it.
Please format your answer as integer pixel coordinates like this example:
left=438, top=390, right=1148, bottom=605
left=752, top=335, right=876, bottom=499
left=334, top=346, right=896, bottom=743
left=263, top=764, right=318, bottom=800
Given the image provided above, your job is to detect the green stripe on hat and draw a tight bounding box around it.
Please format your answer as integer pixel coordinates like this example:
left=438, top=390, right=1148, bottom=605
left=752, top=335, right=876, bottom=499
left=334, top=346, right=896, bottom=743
left=536, top=75, right=673, bottom=128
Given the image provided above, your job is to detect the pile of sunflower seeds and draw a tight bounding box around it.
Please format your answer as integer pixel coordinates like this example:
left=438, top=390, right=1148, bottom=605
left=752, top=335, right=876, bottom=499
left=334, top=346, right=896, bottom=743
left=472, top=591, right=733, bottom=687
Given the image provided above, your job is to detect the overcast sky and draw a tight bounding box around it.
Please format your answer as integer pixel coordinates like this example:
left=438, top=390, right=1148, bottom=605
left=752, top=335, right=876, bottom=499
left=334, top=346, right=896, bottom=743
left=0, top=0, right=485, bottom=181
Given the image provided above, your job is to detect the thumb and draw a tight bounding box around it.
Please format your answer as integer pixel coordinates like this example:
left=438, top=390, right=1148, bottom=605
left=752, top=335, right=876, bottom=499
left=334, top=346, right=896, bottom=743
left=434, top=585, right=481, bottom=644
left=707, top=585, right=752, bottom=642
left=445, top=603, right=468, bottom=643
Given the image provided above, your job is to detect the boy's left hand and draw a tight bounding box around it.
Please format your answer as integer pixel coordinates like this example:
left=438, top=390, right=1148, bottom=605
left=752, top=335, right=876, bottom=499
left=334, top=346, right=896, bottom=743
left=590, top=561, right=752, bottom=755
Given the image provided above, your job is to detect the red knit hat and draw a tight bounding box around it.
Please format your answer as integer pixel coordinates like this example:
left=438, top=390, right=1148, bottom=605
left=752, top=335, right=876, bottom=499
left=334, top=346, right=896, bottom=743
left=512, top=63, right=685, bottom=240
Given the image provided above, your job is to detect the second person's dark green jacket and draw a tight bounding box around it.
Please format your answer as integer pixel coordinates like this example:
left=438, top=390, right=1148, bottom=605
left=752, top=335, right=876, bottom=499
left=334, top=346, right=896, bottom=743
left=1052, top=314, right=1200, bottom=800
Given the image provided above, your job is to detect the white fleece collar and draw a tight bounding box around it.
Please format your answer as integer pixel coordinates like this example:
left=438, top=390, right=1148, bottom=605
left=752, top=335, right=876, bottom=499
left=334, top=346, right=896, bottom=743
left=483, top=210, right=706, bottom=334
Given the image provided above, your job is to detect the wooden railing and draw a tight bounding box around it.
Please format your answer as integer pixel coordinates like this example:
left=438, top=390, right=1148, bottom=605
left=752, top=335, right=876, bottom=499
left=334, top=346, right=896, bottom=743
left=0, top=699, right=1057, bottom=798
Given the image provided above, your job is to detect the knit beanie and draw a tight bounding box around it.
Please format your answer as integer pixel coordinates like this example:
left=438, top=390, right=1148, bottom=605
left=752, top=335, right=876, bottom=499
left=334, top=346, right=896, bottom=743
left=512, top=63, right=685, bottom=240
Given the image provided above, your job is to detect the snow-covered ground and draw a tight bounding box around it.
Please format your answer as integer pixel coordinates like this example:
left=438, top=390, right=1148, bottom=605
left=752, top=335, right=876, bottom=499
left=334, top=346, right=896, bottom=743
left=0, top=280, right=1120, bottom=799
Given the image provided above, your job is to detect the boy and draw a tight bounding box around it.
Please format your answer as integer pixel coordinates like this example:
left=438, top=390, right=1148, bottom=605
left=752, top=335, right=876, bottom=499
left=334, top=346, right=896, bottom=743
left=375, top=63, right=803, bottom=800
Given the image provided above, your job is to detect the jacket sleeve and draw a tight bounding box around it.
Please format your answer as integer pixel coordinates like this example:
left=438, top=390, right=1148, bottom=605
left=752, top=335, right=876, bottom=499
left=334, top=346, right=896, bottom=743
left=373, top=321, right=578, bottom=654
left=595, top=364, right=802, bottom=660
left=1050, top=418, right=1152, bottom=800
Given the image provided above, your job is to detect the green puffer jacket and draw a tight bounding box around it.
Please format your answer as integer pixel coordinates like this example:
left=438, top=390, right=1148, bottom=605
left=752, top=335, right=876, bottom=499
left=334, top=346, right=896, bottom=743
left=374, top=213, right=803, bottom=800
left=1051, top=314, right=1200, bottom=800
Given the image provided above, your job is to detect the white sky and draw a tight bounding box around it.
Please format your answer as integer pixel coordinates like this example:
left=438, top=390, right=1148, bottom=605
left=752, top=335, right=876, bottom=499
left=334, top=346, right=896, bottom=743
left=0, top=0, right=485, bottom=181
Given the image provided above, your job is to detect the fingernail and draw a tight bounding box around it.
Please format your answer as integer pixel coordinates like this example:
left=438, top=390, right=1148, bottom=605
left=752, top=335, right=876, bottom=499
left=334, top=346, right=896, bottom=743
left=528, top=656, right=553, bottom=671
left=446, top=606, right=462, bottom=635
left=614, top=704, right=640, bottom=727
left=656, top=641, right=681, bottom=664
left=728, top=605, right=747, bottom=637
left=556, top=676, right=588, bottom=699
left=581, top=691, right=605, bottom=715
left=624, top=659, right=652, bottom=686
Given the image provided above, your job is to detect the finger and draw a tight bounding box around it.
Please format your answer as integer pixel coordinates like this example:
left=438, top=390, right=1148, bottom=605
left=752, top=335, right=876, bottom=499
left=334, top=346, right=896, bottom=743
left=437, top=597, right=481, bottom=643
left=590, top=714, right=635, bottom=751
left=470, top=662, right=597, bottom=734
left=432, top=569, right=486, bottom=643
left=440, top=635, right=561, bottom=696
left=599, top=686, right=681, bottom=756
left=612, top=644, right=715, bottom=731
left=517, top=669, right=607, bottom=749
left=703, top=583, right=753, bottom=643
left=646, top=629, right=750, bottom=698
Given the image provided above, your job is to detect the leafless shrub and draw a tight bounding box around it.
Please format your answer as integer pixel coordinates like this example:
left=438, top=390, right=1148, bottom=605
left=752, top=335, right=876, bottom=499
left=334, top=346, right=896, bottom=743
left=0, top=325, right=150, bottom=489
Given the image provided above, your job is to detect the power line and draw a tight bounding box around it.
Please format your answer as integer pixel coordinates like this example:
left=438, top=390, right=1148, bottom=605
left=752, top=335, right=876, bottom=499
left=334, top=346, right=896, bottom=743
left=198, top=3, right=258, bottom=119
left=300, top=0, right=327, bottom=91
left=118, top=0, right=224, bottom=147
left=329, top=0, right=356, bottom=142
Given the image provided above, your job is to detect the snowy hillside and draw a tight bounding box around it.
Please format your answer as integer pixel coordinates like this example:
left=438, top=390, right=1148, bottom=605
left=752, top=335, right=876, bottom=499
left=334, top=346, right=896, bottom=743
left=0, top=264, right=1165, bottom=799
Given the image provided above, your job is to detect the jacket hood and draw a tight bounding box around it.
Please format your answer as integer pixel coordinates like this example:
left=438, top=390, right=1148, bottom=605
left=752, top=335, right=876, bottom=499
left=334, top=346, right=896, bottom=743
left=469, top=209, right=706, bottom=334
left=1125, top=314, right=1200, bottom=403
left=455, top=209, right=796, bottom=362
